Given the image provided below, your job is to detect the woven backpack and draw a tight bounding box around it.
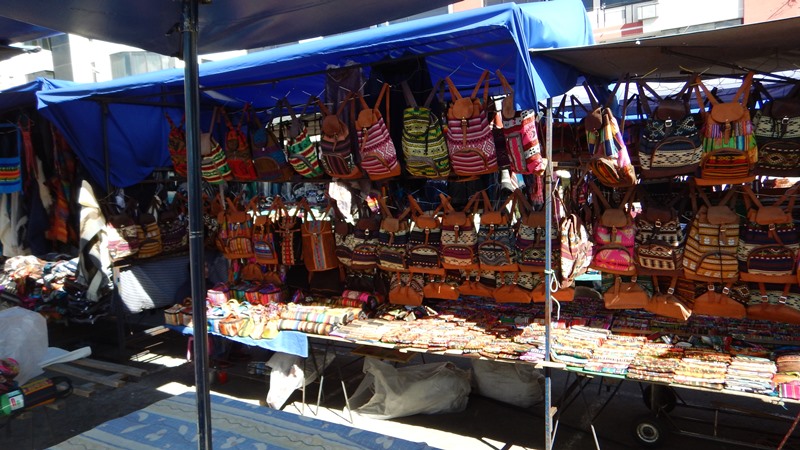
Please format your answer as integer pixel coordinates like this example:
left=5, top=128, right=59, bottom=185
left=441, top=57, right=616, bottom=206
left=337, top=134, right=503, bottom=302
left=376, top=195, right=411, bottom=272
left=400, top=80, right=451, bottom=178
left=355, top=83, right=400, bottom=180
left=496, top=69, right=543, bottom=175
left=217, top=195, right=255, bottom=260
left=299, top=200, right=339, bottom=272
left=694, top=72, right=757, bottom=185
left=222, top=106, right=258, bottom=181
left=588, top=183, right=636, bottom=276
left=445, top=70, right=498, bottom=177
left=406, top=195, right=444, bottom=275
left=751, top=81, right=800, bottom=177
left=317, top=95, right=362, bottom=180
left=634, top=195, right=684, bottom=277
left=477, top=190, right=517, bottom=272
left=515, top=188, right=560, bottom=273
left=249, top=108, right=292, bottom=182
left=439, top=192, right=481, bottom=270
left=283, top=97, right=324, bottom=178
left=164, top=113, right=187, bottom=177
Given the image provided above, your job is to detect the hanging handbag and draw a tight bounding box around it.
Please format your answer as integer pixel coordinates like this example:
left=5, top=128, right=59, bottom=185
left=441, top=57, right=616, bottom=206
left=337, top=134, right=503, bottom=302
left=646, top=276, right=692, bottom=321
left=493, top=272, right=532, bottom=304
left=105, top=201, right=141, bottom=262
left=637, top=77, right=703, bottom=179
left=692, top=284, right=746, bottom=319
left=136, top=207, right=162, bottom=259
left=477, top=190, right=517, bottom=272
left=299, top=200, right=339, bottom=272
left=694, top=72, right=757, bottom=185
left=377, top=194, right=411, bottom=271
left=589, top=183, right=636, bottom=276
left=317, top=95, right=362, bottom=180
left=584, top=80, right=636, bottom=188
left=222, top=105, right=258, bottom=181
left=250, top=107, right=292, bottom=182
left=157, top=194, right=188, bottom=254
left=388, top=272, right=424, bottom=306
left=603, top=276, right=649, bottom=309
left=445, top=70, right=498, bottom=176
left=634, top=196, right=684, bottom=276
left=439, top=192, right=480, bottom=270
left=738, top=184, right=800, bottom=284
left=515, top=188, right=560, bottom=273
left=350, top=201, right=381, bottom=271
left=406, top=195, right=444, bottom=275
left=283, top=97, right=324, bottom=178
left=330, top=200, right=355, bottom=268
left=423, top=273, right=460, bottom=301
left=747, top=283, right=800, bottom=325
left=751, top=82, right=800, bottom=176
left=218, top=195, right=255, bottom=260
left=356, top=83, right=400, bottom=180
left=682, top=184, right=740, bottom=283
left=496, top=69, right=543, bottom=175
left=400, top=80, right=451, bottom=178
left=559, top=212, right=593, bottom=288
left=250, top=196, right=279, bottom=266
left=200, top=107, right=233, bottom=184
left=164, top=112, right=188, bottom=177
left=273, top=197, right=304, bottom=266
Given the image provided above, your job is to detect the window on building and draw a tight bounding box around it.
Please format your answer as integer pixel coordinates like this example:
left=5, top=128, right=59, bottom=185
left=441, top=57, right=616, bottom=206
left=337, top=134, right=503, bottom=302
left=26, top=70, right=55, bottom=82
left=110, top=51, right=176, bottom=79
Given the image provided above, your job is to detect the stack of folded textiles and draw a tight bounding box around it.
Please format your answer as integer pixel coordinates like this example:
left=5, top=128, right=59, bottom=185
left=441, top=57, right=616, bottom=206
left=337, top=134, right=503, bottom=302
left=673, top=349, right=731, bottom=390
left=774, top=354, right=800, bottom=400
left=626, top=342, right=684, bottom=383
left=277, top=304, right=360, bottom=336
left=724, top=355, right=776, bottom=395
left=552, top=326, right=611, bottom=368
left=584, top=335, right=646, bottom=375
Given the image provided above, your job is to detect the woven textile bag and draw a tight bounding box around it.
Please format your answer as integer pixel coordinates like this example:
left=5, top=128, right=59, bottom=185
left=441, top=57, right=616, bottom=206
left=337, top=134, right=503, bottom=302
left=356, top=83, right=400, bottom=180
left=694, top=72, right=757, bottom=184
left=299, top=200, right=339, bottom=272
left=559, top=213, right=592, bottom=288
left=583, top=80, right=636, bottom=188
left=222, top=106, right=258, bottom=181
left=157, top=195, right=188, bottom=254
left=439, top=192, right=480, bottom=270
left=217, top=196, right=255, bottom=260
left=273, top=197, right=304, bottom=266
left=634, top=198, right=684, bottom=276
left=515, top=189, right=560, bottom=273
left=747, top=282, right=800, bottom=325
left=350, top=203, right=381, bottom=271
left=249, top=108, right=292, bottom=182
left=317, top=96, right=361, bottom=180
left=200, top=107, right=233, bottom=184
left=477, top=190, right=517, bottom=272
left=445, top=70, right=498, bottom=176
left=751, top=81, right=800, bottom=176
left=136, top=210, right=162, bottom=259
left=164, top=113, right=187, bottom=177
left=400, top=80, right=451, bottom=178
left=637, top=79, right=702, bottom=178
left=496, top=70, right=543, bottom=175
left=738, top=184, right=799, bottom=283
left=283, top=98, right=324, bottom=178
left=589, top=183, right=636, bottom=276
left=250, top=196, right=279, bottom=266
left=682, top=186, right=740, bottom=283
left=406, top=195, right=444, bottom=274
left=377, top=196, right=410, bottom=271
left=330, top=201, right=354, bottom=268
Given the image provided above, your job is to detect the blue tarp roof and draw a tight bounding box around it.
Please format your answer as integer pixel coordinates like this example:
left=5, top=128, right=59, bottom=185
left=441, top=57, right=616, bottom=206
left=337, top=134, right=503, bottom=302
left=0, top=77, right=75, bottom=112
left=36, top=1, right=593, bottom=188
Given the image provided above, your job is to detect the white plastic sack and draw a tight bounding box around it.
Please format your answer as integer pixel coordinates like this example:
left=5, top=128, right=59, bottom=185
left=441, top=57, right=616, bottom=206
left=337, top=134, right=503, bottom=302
left=0, top=307, right=48, bottom=384
left=471, top=359, right=544, bottom=408
left=348, top=358, right=471, bottom=420
left=265, top=350, right=335, bottom=410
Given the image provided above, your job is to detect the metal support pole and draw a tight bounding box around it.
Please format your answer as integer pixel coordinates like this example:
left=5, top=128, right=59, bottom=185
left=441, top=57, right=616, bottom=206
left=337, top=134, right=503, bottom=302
left=182, top=1, right=212, bottom=448
left=543, top=97, right=554, bottom=450
left=101, top=103, right=111, bottom=194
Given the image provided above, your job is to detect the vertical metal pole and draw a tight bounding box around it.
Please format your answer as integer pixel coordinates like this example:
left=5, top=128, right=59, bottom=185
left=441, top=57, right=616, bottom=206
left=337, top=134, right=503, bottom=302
left=182, top=1, right=212, bottom=449
left=543, top=96, right=554, bottom=450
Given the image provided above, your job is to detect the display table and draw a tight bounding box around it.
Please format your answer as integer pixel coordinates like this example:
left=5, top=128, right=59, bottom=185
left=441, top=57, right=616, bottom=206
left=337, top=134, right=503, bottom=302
left=50, top=391, right=440, bottom=450
left=167, top=324, right=309, bottom=358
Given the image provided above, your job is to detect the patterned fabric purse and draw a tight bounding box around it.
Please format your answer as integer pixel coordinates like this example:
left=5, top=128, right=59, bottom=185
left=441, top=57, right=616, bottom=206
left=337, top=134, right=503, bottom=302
left=694, top=72, right=757, bottom=185
left=496, top=70, right=543, bottom=175
left=106, top=205, right=140, bottom=262
left=164, top=113, right=187, bottom=177
left=218, top=196, right=255, bottom=260
left=407, top=195, right=444, bottom=274
left=584, top=81, right=636, bottom=188
left=445, top=70, right=498, bottom=176
left=273, top=197, right=304, bottom=266
left=477, top=190, right=517, bottom=272
left=317, top=95, right=362, bottom=180
left=250, top=196, right=279, bottom=266
left=284, top=98, right=324, bottom=178
left=356, top=83, right=400, bottom=180
left=751, top=82, right=800, bottom=176
left=637, top=78, right=702, bottom=179
left=515, top=189, right=559, bottom=273
left=682, top=184, right=740, bottom=284
left=250, top=107, right=292, bottom=182
left=589, top=183, right=636, bottom=276
left=157, top=194, right=188, bottom=255
left=634, top=198, right=684, bottom=276
left=350, top=204, right=381, bottom=271
left=222, top=106, right=258, bottom=181
left=377, top=196, right=410, bottom=271
left=559, top=213, right=592, bottom=288
left=439, top=192, right=480, bottom=270
left=200, top=107, right=233, bottom=184
left=400, top=80, right=451, bottom=178
left=300, top=200, right=339, bottom=272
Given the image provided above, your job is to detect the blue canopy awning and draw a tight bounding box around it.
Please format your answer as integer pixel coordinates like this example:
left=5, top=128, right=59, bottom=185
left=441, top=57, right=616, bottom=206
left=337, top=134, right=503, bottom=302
left=0, top=77, right=75, bottom=113
left=36, top=0, right=593, bottom=188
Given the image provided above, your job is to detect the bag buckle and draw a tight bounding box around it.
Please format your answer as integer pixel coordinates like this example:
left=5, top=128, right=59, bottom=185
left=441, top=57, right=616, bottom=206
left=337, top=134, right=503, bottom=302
left=722, top=286, right=730, bottom=295
left=667, top=287, right=675, bottom=295
left=665, top=119, right=673, bottom=128
left=761, top=295, right=769, bottom=303
left=779, top=296, right=788, bottom=304
left=707, top=284, right=715, bottom=292
left=782, top=116, right=790, bottom=125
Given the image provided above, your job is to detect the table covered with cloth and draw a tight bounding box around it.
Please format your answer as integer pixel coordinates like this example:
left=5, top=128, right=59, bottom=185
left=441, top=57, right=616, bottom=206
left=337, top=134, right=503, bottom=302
left=50, top=391, right=440, bottom=450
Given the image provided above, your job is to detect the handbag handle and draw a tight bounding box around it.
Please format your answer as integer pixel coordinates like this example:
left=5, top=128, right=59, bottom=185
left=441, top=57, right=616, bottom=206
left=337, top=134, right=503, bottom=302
left=401, top=80, right=443, bottom=109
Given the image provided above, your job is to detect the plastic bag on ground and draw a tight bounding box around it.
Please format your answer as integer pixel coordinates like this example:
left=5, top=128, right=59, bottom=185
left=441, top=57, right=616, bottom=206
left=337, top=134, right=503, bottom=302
left=265, top=350, right=335, bottom=410
left=348, top=357, right=472, bottom=420
left=471, top=359, right=544, bottom=408
left=0, top=307, right=48, bottom=384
